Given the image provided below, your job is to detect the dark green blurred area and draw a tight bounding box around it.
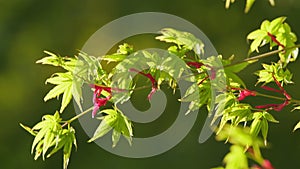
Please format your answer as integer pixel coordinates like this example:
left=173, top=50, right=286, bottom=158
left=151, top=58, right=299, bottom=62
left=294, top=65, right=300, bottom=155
left=2, top=0, right=300, bottom=168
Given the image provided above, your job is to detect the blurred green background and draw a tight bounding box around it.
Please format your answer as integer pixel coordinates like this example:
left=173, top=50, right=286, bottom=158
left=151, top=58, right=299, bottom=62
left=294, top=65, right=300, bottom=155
left=2, top=0, right=300, bottom=168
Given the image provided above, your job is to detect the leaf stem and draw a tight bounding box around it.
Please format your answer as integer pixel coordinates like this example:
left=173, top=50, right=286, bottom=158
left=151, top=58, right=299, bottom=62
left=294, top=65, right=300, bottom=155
left=61, top=107, right=93, bottom=128
left=255, top=92, right=300, bottom=104
left=255, top=92, right=286, bottom=101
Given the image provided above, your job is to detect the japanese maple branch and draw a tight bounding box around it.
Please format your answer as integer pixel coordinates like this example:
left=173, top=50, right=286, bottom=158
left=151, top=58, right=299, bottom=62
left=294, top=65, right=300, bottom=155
left=226, top=44, right=300, bottom=68
left=181, top=44, right=300, bottom=80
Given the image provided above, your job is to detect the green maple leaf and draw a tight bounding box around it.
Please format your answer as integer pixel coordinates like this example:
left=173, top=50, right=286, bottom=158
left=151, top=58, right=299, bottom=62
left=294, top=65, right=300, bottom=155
left=44, top=72, right=74, bottom=113
left=88, top=108, right=133, bottom=147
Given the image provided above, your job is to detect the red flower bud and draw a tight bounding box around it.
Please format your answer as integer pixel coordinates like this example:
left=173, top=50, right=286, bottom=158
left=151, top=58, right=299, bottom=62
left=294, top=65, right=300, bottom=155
left=262, top=160, right=275, bottom=169
left=90, top=84, right=112, bottom=118
left=187, top=61, right=204, bottom=69
left=238, top=89, right=257, bottom=101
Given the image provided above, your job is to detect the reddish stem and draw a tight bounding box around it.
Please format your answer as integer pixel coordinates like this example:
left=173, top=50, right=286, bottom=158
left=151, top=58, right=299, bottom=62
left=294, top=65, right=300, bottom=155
left=271, top=74, right=291, bottom=100
left=129, top=68, right=158, bottom=100
left=198, top=75, right=209, bottom=85
left=187, top=61, right=204, bottom=69
left=260, top=86, right=282, bottom=93
left=267, top=32, right=285, bottom=48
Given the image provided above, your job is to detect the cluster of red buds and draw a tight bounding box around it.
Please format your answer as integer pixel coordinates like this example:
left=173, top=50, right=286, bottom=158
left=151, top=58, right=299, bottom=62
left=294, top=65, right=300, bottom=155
left=90, top=84, right=112, bottom=118
left=235, top=74, right=291, bottom=112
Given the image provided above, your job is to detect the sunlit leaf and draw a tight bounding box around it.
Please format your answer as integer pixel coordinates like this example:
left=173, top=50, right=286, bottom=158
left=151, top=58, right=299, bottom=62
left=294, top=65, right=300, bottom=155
left=293, top=121, right=300, bottom=132
left=250, top=118, right=262, bottom=137
left=269, top=0, right=275, bottom=6
left=88, top=118, right=114, bottom=143
left=247, top=30, right=267, bottom=40
left=245, top=0, right=256, bottom=13
left=22, top=111, right=63, bottom=161
left=225, top=71, right=246, bottom=88
left=32, top=127, right=48, bottom=154
left=156, top=28, right=204, bottom=57
left=42, top=129, right=55, bottom=158
left=256, top=63, right=293, bottom=85
left=34, top=140, right=44, bottom=160
left=88, top=109, right=133, bottom=147
left=223, top=145, right=248, bottom=169
left=262, top=112, right=279, bottom=123
left=101, top=54, right=126, bottom=63
left=36, top=51, right=77, bottom=71
left=224, top=0, right=275, bottom=13
left=44, top=72, right=75, bottom=113
left=112, top=129, right=121, bottom=148
left=225, top=61, right=251, bottom=73
left=248, top=16, right=298, bottom=65
left=268, top=16, right=286, bottom=34
left=216, top=125, right=263, bottom=147
left=20, top=123, right=37, bottom=136
left=292, top=106, right=300, bottom=112
left=117, top=43, right=134, bottom=55
left=261, top=119, right=268, bottom=145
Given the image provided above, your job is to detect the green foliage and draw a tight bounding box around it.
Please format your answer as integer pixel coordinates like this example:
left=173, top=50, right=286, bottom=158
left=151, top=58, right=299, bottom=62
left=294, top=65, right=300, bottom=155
left=255, top=63, right=293, bottom=85
left=44, top=72, right=73, bottom=113
left=156, top=28, right=204, bottom=57
left=20, top=112, right=76, bottom=169
left=223, top=145, right=248, bottom=169
left=88, top=108, right=133, bottom=147
left=37, top=51, right=83, bottom=113
left=293, top=121, right=300, bottom=132
left=216, top=125, right=263, bottom=148
left=47, top=127, right=77, bottom=169
left=250, top=111, right=279, bottom=145
left=36, top=51, right=77, bottom=71
left=224, top=57, right=254, bottom=88
left=180, top=80, right=210, bottom=113
left=215, top=89, right=279, bottom=145
left=101, top=43, right=134, bottom=63
left=214, top=125, right=268, bottom=169
left=247, top=17, right=298, bottom=66
left=22, top=18, right=300, bottom=169
left=77, top=51, right=106, bottom=84
left=224, top=0, right=275, bottom=13
left=181, top=55, right=227, bottom=114
left=111, top=47, right=188, bottom=104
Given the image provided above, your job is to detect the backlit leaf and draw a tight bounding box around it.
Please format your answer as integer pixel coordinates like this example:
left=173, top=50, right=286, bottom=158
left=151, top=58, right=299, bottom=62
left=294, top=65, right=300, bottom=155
left=223, top=145, right=248, bottom=169
left=261, top=119, right=268, bottom=145
left=250, top=118, right=262, bottom=137
left=88, top=109, right=133, bottom=147
left=156, top=28, right=204, bottom=56
left=293, top=121, right=300, bottom=132
left=20, top=123, right=37, bottom=136
left=37, top=51, right=77, bottom=71
left=44, top=72, right=74, bottom=113
left=245, top=0, right=256, bottom=13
